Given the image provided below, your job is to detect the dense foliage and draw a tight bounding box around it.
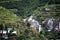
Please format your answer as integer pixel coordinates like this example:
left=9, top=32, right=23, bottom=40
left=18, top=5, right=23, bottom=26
left=0, top=7, right=18, bottom=29
left=0, top=0, right=60, bottom=40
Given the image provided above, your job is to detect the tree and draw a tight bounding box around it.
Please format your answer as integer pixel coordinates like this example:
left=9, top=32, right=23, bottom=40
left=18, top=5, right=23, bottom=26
left=0, top=0, right=60, bottom=40
left=0, top=6, right=21, bottom=29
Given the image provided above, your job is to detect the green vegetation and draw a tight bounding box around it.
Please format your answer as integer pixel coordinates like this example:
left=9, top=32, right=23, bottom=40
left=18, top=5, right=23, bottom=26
left=0, top=0, right=60, bottom=40
left=0, top=7, right=21, bottom=28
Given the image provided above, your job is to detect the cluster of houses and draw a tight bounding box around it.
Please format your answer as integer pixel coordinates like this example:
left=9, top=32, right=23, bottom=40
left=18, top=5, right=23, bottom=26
left=0, top=15, right=60, bottom=40
left=23, top=16, right=60, bottom=32
left=0, top=25, right=17, bottom=40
